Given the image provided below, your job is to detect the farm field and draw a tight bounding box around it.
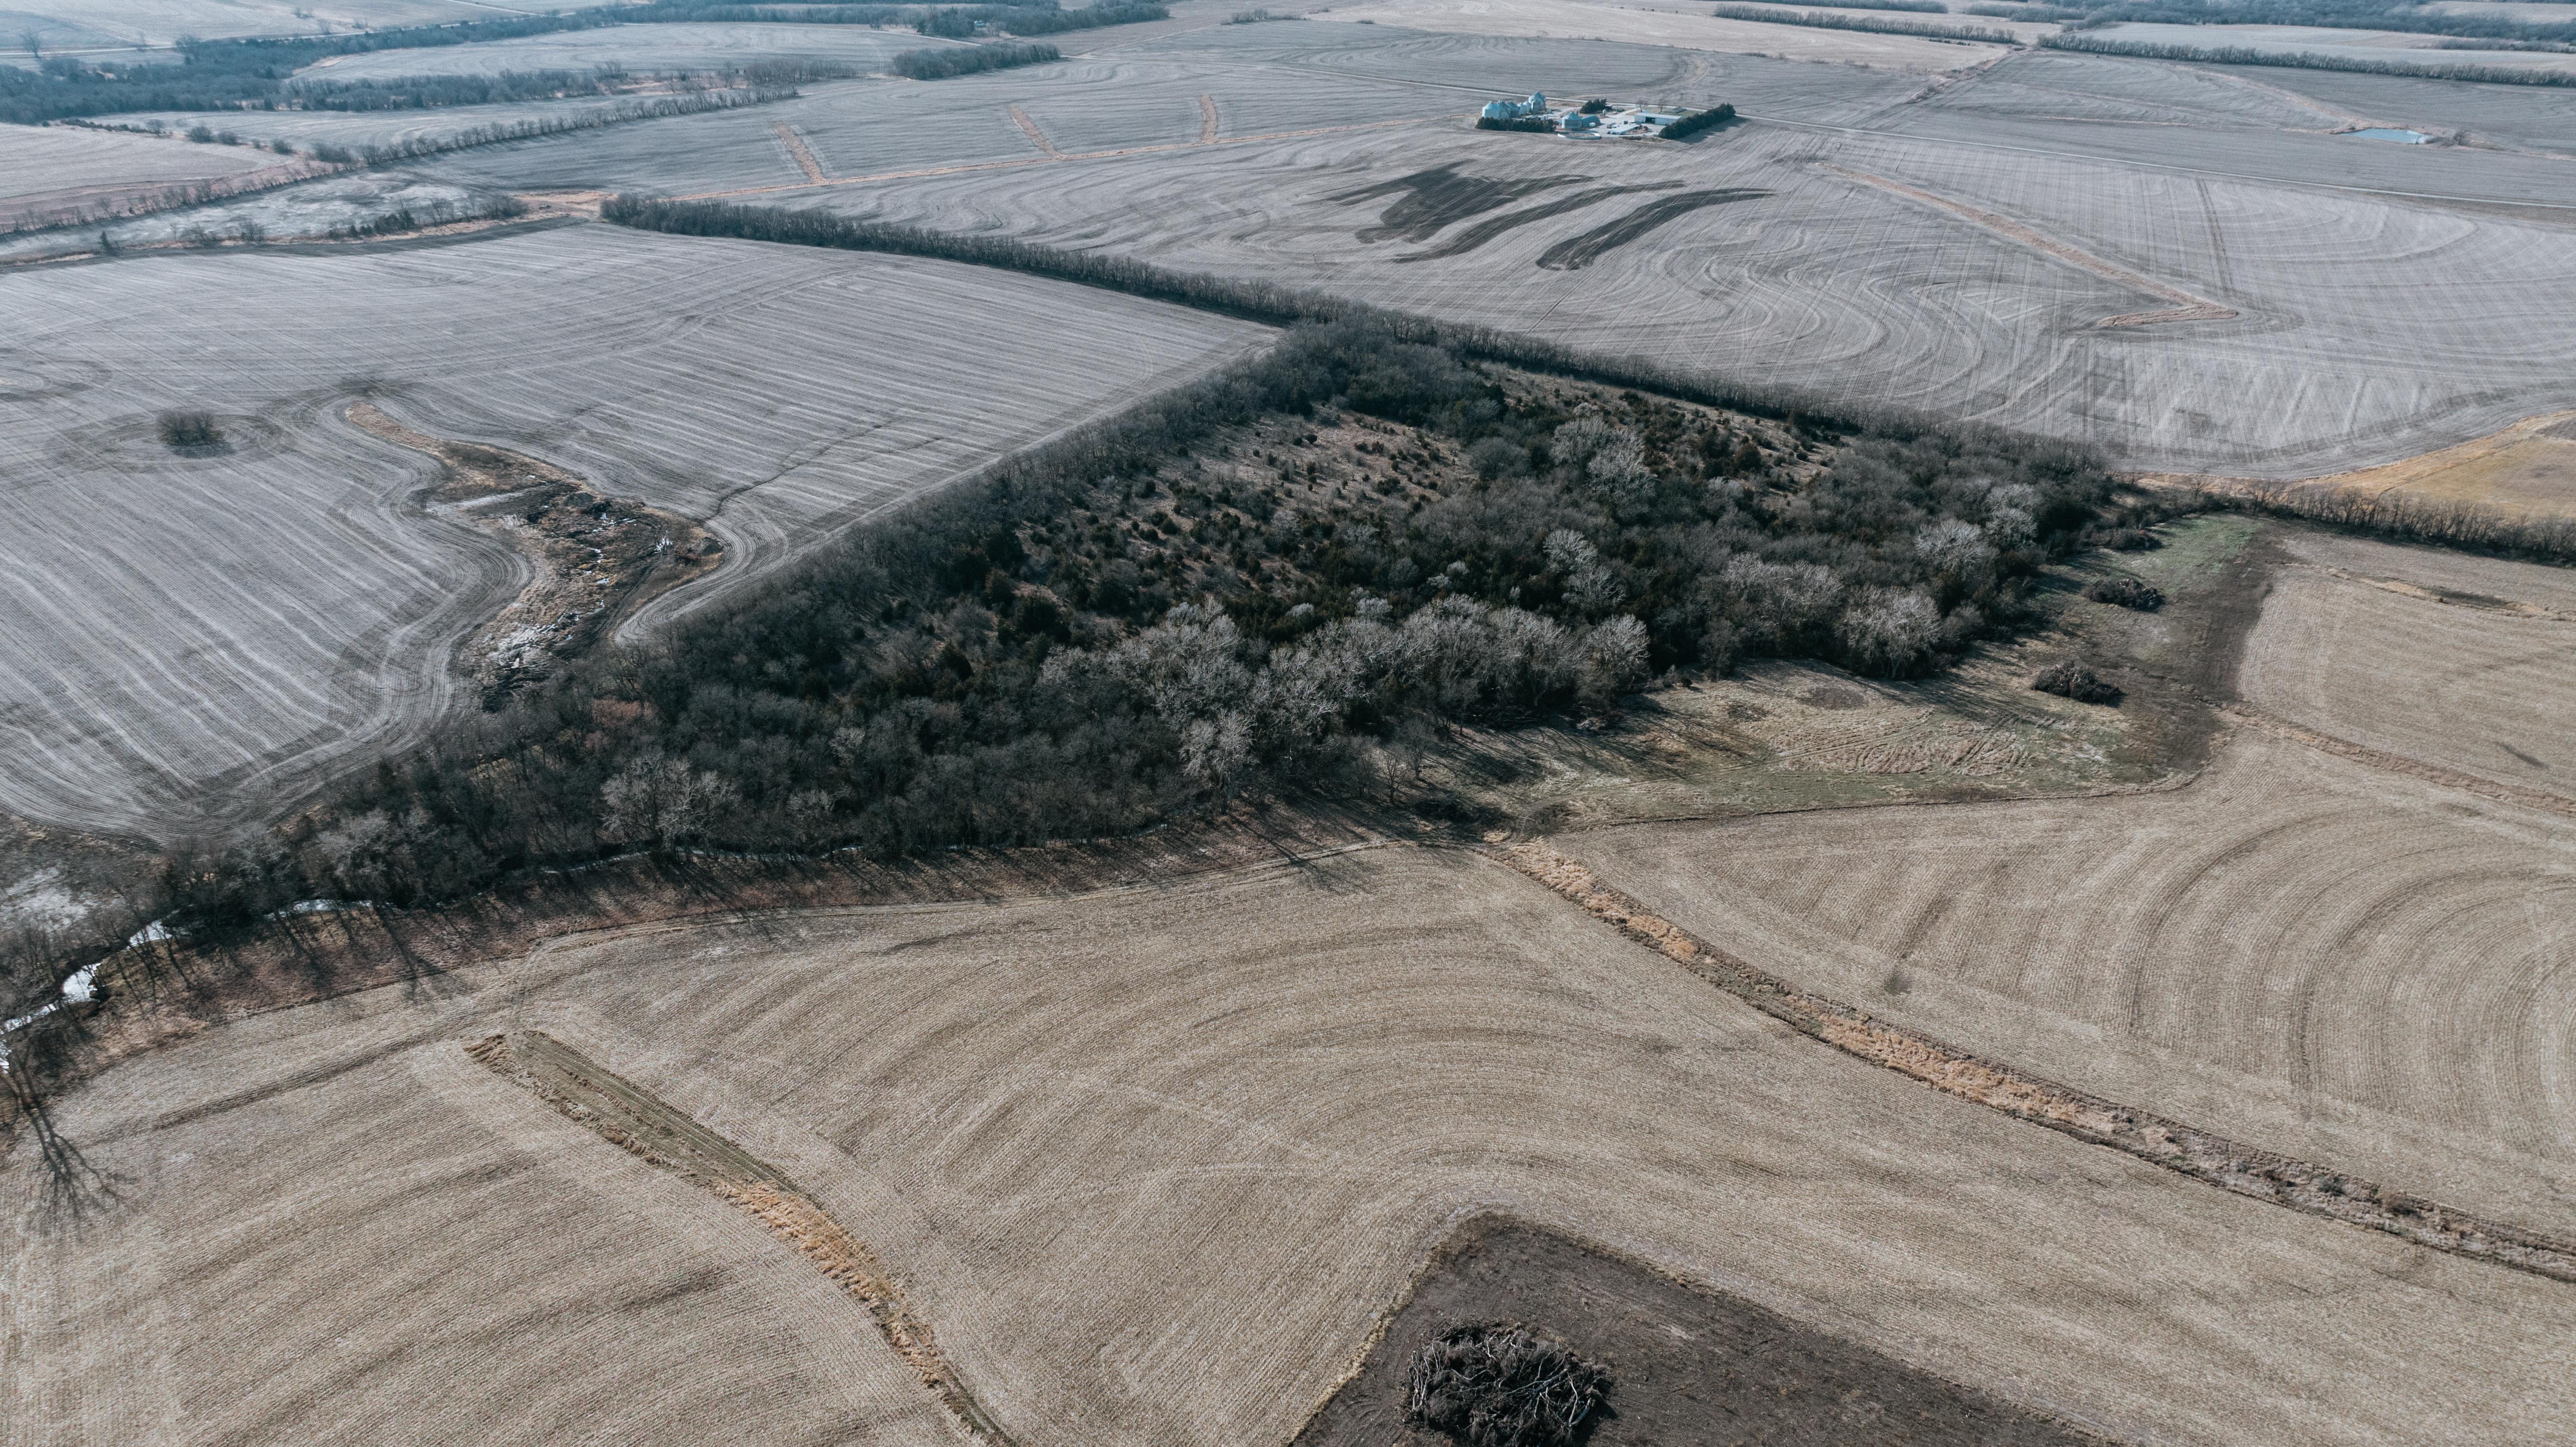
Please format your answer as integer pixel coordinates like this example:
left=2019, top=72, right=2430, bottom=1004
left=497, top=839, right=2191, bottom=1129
left=2195, top=64, right=2576, bottom=154
left=11, top=847, right=2575, bottom=1446
left=786, top=108, right=2576, bottom=475
left=297, top=22, right=960, bottom=83
left=0, top=123, right=308, bottom=232
left=9, top=0, right=586, bottom=47
left=1562, top=530, right=2576, bottom=1239
left=2089, top=21, right=2576, bottom=75
left=0, top=225, right=1267, bottom=835
left=0, top=173, right=525, bottom=263
left=14, top=6, right=2576, bottom=1441
left=1310, top=0, right=2016, bottom=70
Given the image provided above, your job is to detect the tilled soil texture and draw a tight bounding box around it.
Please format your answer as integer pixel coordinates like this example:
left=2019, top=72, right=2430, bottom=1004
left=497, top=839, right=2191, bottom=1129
left=1294, top=1217, right=2104, bottom=1447
left=18, top=849, right=2576, bottom=1446
left=349, top=402, right=717, bottom=702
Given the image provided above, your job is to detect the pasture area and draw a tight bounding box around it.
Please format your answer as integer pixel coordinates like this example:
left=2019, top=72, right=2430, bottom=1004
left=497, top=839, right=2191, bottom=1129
left=10, top=848, right=2574, bottom=1447
left=1564, top=529, right=2576, bottom=1241
left=0, top=225, right=1267, bottom=836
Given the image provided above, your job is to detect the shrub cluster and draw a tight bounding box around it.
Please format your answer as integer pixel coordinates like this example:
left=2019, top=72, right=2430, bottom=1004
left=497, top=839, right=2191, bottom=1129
left=2082, top=574, right=2163, bottom=610
left=2033, top=659, right=2121, bottom=704
left=1475, top=114, right=1556, bottom=132
left=155, top=410, right=225, bottom=449
left=1406, top=1323, right=1610, bottom=1447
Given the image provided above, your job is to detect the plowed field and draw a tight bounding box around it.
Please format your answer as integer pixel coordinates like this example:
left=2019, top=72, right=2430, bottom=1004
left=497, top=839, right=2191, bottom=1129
left=10, top=848, right=2571, bottom=1446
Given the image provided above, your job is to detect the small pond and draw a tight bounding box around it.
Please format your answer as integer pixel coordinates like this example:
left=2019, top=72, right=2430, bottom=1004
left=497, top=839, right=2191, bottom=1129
left=2345, top=127, right=2435, bottom=144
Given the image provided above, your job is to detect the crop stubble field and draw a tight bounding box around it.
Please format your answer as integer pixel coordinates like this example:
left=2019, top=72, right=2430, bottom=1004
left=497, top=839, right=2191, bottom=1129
left=13, top=12, right=2576, bottom=1442
left=452, top=30, right=2574, bottom=480
left=8, top=845, right=2573, bottom=1446
left=0, top=225, right=1267, bottom=835
left=298, top=23, right=961, bottom=83
left=1564, top=531, right=2576, bottom=1241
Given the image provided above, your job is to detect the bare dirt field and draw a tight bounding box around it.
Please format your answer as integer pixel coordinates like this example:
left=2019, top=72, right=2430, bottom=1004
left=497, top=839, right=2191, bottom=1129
left=1295, top=1217, right=2105, bottom=1446
left=1561, top=530, right=2576, bottom=1241
left=10, top=847, right=2573, bottom=1446
left=789, top=108, right=2576, bottom=475
left=2239, top=527, right=2576, bottom=803
left=0, top=224, right=1267, bottom=835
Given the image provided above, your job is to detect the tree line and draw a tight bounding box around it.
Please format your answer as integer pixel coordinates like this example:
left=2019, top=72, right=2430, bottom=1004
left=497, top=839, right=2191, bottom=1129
left=2040, top=32, right=2576, bottom=85
left=119, top=302, right=2112, bottom=945
left=2056, top=0, right=2576, bottom=45
left=2188, top=484, right=2576, bottom=563
left=891, top=40, right=1060, bottom=78
left=1707, top=5, right=2021, bottom=45
left=305, top=85, right=800, bottom=165
left=0, top=0, right=1134, bottom=123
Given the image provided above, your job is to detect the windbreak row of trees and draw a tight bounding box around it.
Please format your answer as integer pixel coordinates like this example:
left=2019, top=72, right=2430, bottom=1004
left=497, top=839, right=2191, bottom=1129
left=144, top=303, right=2111, bottom=933
left=1706, top=5, right=2022, bottom=45
left=2054, top=0, right=2576, bottom=44
left=2040, top=31, right=2576, bottom=84
left=303, top=86, right=800, bottom=166
left=890, top=40, right=1060, bottom=77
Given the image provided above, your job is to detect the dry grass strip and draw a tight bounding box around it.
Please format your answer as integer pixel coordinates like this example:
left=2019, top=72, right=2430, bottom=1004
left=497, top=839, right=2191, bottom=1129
left=773, top=122, right=828, bottom=184
left=468, top=1030, right=1017, bottom=1443
left=1007, top=103, right=1065, bottom=159
left=1198, top=93, right=1221, bottom=144
left=1822, top=164, right=2237, bottom=328
left=1493, top=843, right=2576, bottom=1285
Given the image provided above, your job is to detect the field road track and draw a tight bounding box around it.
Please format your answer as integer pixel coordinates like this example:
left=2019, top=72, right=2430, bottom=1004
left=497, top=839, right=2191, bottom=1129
left=470, top=1030, right=1018, bottom=1445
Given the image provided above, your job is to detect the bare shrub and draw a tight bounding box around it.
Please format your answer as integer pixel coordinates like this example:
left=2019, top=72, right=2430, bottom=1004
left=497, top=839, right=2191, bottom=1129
left=2082, top=575, right=2164, bottom=611
left=2032, top=660, right=2121, bottom=705
left=1835, top=587, right=1941, bottom=677
left=1405, top=1323, right=1610, bottom=1447
left=155, top=410, right=225, bottom=449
